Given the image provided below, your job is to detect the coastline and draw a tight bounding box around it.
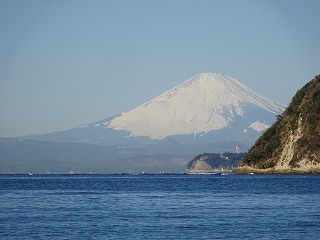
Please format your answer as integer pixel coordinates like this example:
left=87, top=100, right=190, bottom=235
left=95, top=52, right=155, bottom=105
left=233, top=166, right=320, bottom=174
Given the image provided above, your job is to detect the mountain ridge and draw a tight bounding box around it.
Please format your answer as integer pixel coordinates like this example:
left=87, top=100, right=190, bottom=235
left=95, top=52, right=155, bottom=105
left=0, top=137, right=249, bottom=174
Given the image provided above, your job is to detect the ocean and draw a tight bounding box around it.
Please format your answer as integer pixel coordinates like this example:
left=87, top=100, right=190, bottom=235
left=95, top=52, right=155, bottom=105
left=0, top=174, right=319, bottom=239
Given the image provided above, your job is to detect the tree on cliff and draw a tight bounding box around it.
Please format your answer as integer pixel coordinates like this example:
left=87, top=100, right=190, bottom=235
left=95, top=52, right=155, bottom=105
left=237, top=75, right=320, bottom=173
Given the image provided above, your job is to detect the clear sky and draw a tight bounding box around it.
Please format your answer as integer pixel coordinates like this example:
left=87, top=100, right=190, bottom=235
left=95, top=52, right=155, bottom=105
left=1, top=0, right=319, bottom=137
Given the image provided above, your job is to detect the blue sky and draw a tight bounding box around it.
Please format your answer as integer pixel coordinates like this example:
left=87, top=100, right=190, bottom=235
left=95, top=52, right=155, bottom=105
left=1, top=0, right=319, bottom=137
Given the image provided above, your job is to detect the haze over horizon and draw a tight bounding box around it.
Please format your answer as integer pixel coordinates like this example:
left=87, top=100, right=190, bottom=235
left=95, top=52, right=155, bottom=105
left=1, top=0, right=319, bottom=137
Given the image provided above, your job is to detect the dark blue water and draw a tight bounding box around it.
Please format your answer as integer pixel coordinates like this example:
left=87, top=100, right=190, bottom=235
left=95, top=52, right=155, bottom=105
left=1, top=174, right=319, bottom=239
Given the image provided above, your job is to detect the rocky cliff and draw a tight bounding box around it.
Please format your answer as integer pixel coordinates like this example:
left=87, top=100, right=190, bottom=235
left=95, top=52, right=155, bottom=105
left=235, top=75, right=320, bottom=174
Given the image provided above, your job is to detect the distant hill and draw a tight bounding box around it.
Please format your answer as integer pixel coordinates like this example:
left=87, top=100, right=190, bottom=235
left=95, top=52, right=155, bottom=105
left=235, top=75, right=320, bottom=174
left=0, top=138, right=248, bottom=174
left=187, top=152, right=246, bottom=173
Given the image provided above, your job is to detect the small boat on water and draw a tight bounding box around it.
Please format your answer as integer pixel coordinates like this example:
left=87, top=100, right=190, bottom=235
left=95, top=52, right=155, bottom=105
left=28, top=171, right=33, bottom=176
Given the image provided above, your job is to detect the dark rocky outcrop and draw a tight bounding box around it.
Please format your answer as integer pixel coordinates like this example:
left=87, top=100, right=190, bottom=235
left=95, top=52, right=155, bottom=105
left=235, top=75, right=320, bottom=174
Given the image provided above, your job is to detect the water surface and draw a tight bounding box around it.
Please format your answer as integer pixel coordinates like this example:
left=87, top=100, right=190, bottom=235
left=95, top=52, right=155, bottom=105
left=1, top=174, right=319, bottom=239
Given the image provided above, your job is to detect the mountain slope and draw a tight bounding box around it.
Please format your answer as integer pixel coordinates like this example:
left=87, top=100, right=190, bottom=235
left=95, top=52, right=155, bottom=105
left=236, top=75, right=320, bottom=174
left=107, top=73, right=285, bottom=139
left=26, top=73, right=285, bottom=145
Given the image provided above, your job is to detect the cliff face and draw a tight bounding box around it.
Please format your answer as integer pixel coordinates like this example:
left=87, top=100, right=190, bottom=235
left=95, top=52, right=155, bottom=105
left=187, top=153, right=246, bottom=173
left=236, top=75, right=320, bottom=174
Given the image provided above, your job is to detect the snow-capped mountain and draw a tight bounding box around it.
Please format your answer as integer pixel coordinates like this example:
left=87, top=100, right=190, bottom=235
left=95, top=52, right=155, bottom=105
left=27, top=73, right=286, bottom=145
left=106, top=73, right=285, bottom=139
left=5, top=73, right=288, bottom=173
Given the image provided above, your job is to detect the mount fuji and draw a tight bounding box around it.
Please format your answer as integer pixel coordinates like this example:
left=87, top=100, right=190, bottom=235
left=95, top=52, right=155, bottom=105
left=3, top=73, right=287, bottom=173
left=28, top=73, right=285, bottom=145
left=108, top=73, right=284, bottom=140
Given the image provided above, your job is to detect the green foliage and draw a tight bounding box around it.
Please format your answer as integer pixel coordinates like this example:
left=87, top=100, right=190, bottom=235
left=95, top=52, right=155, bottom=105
left=241, top=123, right=280, bottom=168
left=240, top=75, right=320, bottom=169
